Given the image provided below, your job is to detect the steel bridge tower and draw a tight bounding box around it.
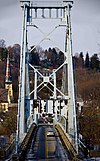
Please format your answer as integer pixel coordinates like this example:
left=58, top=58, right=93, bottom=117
left=16, top=0, right=78, bottom=152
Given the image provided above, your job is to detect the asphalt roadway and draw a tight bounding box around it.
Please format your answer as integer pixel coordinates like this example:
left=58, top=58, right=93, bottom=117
left=25, top=124, right=68, bottom=161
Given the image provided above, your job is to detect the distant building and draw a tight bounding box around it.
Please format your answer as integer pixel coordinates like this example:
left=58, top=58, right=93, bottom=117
left=77, top=97, right=83, bottom=115
left=0, top=89, right=9, bottom=112
left=0, top=53, right=14, bottom=112
left=5, top=53, right=13, bottom=103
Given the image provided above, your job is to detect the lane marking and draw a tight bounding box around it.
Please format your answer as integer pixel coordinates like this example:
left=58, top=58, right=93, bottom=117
left=45, top=127, right=48, bottom=160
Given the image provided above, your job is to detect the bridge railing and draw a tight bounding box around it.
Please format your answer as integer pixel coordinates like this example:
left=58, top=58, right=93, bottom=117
left=57, top=115, right=67, bottom=132
left=12, top=123, right=37, bottom=161
left=53, top=118, right=78, bottom=160
left=4, top=139, right=15, bottom=159
left=0, top=139, right=15, bottom=160
left=78, top=139, right=90, bottom=159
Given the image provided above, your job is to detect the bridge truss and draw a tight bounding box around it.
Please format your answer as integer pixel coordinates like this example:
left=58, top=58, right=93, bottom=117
left=16, top=0, right=78, bottom=153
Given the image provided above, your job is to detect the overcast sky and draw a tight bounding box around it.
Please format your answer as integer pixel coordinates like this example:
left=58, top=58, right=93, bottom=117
left=0, top=0, right=100, bottom=55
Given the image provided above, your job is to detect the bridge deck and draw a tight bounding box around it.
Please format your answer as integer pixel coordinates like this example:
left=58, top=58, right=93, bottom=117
left=25, top=123, right=68, bottom=161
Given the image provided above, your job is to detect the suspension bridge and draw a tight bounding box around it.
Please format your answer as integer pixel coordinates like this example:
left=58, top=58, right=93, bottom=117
left=0, top=1, right=89, bottom=160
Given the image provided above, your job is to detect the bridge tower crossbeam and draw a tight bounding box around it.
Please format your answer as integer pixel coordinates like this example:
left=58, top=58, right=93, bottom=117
left=16, top=0, right=78, bottom=153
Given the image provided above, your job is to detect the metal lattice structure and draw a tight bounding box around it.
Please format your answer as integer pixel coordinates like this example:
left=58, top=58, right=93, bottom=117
left=16, top=0, right=78, bottom=153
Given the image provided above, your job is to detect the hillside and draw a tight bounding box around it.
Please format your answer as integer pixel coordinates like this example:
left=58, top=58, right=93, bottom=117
left=0, top=43, right=100, bottom=152
left=75, top=68, right=100, bottom=151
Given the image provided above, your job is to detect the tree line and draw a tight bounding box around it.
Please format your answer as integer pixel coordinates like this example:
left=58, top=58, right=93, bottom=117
left=0, top=39, right=100, bottom=72
left=29, top=46, right=100, bottom=71
left=74, top=52, right=100, bottom=71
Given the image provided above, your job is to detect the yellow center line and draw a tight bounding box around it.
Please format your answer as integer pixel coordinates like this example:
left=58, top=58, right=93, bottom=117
left=45, top=128, right=48, bottom=160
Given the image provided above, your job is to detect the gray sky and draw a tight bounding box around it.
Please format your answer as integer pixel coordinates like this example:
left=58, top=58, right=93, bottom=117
left=0, top=0, right=100, bottom=55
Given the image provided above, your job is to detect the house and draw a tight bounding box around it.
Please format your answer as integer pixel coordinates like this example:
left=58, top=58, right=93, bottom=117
left=5, top=53, right=13, bottom=103
left=0, top=89, right=9, bottom=112
left=0, top=53, right=13, bottom=112
left=77, top=97, right=84, bottom=115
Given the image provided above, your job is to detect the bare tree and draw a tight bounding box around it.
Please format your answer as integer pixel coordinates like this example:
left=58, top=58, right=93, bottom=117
left=0, top=39, right=6, bottom=48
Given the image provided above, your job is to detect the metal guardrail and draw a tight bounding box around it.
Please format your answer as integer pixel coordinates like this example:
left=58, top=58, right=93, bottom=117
left=57, top=115, right=67, bottom=131
left=5, top=140, right=15, bottom=159
left=78, top=139, right=90, bottom=159
left=12, top=123, right=37, bottom=161
left=0, top=139, right=15, bottom=160
left=54, top=122, right=78, bottom=160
